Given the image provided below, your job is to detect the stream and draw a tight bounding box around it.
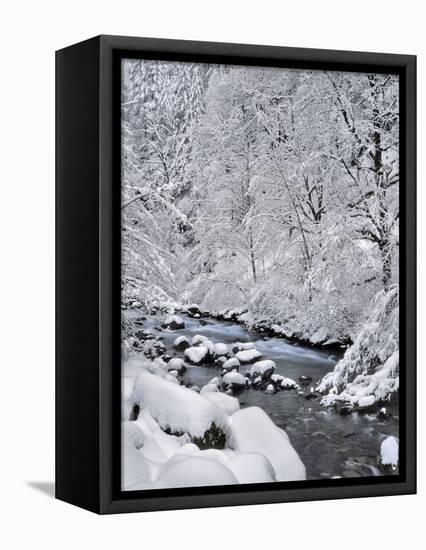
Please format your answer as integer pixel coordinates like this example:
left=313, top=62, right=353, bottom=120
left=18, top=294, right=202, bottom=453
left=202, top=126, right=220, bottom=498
left=129, top=311, right=399, bottom=480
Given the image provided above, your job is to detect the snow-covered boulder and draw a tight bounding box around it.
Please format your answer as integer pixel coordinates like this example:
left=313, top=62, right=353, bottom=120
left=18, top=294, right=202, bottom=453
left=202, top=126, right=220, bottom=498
left=192, top=334, right=209, bottom=346
left=226, top=452, right=276, bottom=483
left=185, top=345, right=209, bottom=365
left=379, top=436, right=399, bottom=472
left=264, top=384, right=275, bottom=395
left=161, top=315, right=185, bottom=330
left=213, top=343, right=228, bottom=357
left=131, top=370, right=229, bottom=447
left=173, top=335, right=190, bottom=351
left=236, top=348, right=262, bottom=364
left=232, top=342, right=255, bottom=353
left=203, top=392, right=240, bottom=416
left=154, top=456, right=238, bottom=488
left=167, top=357, right=186, bottom=375
left=249, top=360, right=275, bottom=380
left=222, top=357, right=240, bottom=372
left=123, top=420, right=145, bottom=449
left=142, top=339, right=166, bottom=359
left=222, top=372, right=247, bottom=393
left=229, top=407, right=306, bottom=481
left=280, top=377, right=300, bottom=391
left=186, top=304, right=201, bottom=318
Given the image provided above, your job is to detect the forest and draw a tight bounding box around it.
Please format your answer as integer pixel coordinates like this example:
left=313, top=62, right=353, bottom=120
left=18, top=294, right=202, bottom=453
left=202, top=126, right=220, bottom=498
left=120, top=59, right=400, bottom=489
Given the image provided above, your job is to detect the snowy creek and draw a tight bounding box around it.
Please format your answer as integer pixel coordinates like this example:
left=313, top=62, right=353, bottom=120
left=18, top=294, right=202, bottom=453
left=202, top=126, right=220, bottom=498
left=133, top=311, right=399, bottom=480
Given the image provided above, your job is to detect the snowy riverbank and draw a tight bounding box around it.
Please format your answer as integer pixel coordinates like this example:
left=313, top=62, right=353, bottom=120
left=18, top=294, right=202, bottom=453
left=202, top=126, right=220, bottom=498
left=122, top=309, right=399, bottom=489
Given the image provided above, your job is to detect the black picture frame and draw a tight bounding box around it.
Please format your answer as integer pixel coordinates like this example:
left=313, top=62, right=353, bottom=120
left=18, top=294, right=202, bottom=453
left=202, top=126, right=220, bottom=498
left=56, top=35, right=416, bottom=514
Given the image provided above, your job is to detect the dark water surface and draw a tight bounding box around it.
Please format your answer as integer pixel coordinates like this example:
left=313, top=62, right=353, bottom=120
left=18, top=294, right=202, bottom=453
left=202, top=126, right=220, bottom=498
left=131, top=312, right=399, bottom=480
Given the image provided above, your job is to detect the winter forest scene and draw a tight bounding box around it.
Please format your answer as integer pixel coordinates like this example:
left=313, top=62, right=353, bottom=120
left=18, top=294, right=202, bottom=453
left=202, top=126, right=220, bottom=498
left=120, top=57, right=400, bottom=491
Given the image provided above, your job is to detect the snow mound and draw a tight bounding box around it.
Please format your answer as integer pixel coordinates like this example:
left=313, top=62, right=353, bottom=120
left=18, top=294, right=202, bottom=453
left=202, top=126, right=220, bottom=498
left=229, top=407, right=306, bottom=481
left=122, top=444, right=152, bottom=489
left=131, top=369, right=229, bottom=439
left=154, top=456, right=238, bottom=488
left=226, top=452, right=276, bottom=483
left=162, top=315, right=185, bottom=330
left=192, top=334, right=209, bottom=346
left=203, top=392, right=240, bottom=416
left=236, top=348, right=262, bottom=363
left=280, top=377, right=300, bottom=390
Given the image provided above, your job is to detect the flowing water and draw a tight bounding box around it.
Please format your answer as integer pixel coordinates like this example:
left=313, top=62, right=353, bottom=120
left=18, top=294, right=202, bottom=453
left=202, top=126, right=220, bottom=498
left=132, top=312, right=399, bottom=480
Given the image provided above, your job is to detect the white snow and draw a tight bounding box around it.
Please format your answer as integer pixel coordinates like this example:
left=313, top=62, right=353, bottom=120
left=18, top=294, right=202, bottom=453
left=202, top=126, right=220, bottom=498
left=280, top=377, right=300, bottom=390
left=163, top=314, right=184, bottom=327
left=131, top=369, right=229, bottom=438
left=236, top=348, right=262, bottom=363
left=226, top=452, right=276, bottom=483
left=184, top=345, right=209, bottom=364
left=203, top=392, right=240, bottom=415
left=380, top=436, right=399, bottom=469
left=264, top=384, right=275, bottom=394
left=358, top=395, right=375, bottom=408
left=122, top=444, right=152, bottom=489
left=229, top=407, right=306, bottom=481
left=154, top=456, right=238, bottom=488
left=200, top=384, right=219, bottom=394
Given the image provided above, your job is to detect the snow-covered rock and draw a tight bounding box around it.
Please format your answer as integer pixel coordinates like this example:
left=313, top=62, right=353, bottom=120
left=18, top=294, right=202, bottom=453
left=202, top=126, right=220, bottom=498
left=379, top=436, right=399, bottom=472
left=167, top=357, right=186, bottom=374
left=213, top=343, right=228, bottom=357
left=280, top=377, right=300, bottom=390
left=131, top=369, right=229, bottom=440
left=222, top=357, right=240, bottom=371
left=192, top=334, right=209, bottom=346
left=162, top=315, right=185, bottom=330
left=264, top=384, right=275, bottom=395
left=236, top=348, right=262, bottom=363
left=249, top=360, right=275, bottom=380
left=173, top=335, right=190, bottom=351
left=222, top=372, right=247, bottom=392
left=229, top=407, right=306, bottom=481
left=142, top=339, right=166, bottom=359
left=185, top=345, right=209, bottom=364
left=232, top=342, right=255, bottom=353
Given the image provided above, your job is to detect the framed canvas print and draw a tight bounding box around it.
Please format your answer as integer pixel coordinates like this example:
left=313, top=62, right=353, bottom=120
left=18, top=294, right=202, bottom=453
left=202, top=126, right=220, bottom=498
left=56, top=35, right=416, bottom=514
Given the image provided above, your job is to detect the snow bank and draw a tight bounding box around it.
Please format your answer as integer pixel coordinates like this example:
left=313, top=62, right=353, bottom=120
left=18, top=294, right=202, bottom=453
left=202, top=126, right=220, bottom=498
left=236, top=348, right=262, bottom=363
left=229, top=407, right=306, bottom=481
left=318, top=288, right=399, bottom=410
left=122, top=444, right=152, bottom=488
left=131, top=369, right=229, bottom=439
